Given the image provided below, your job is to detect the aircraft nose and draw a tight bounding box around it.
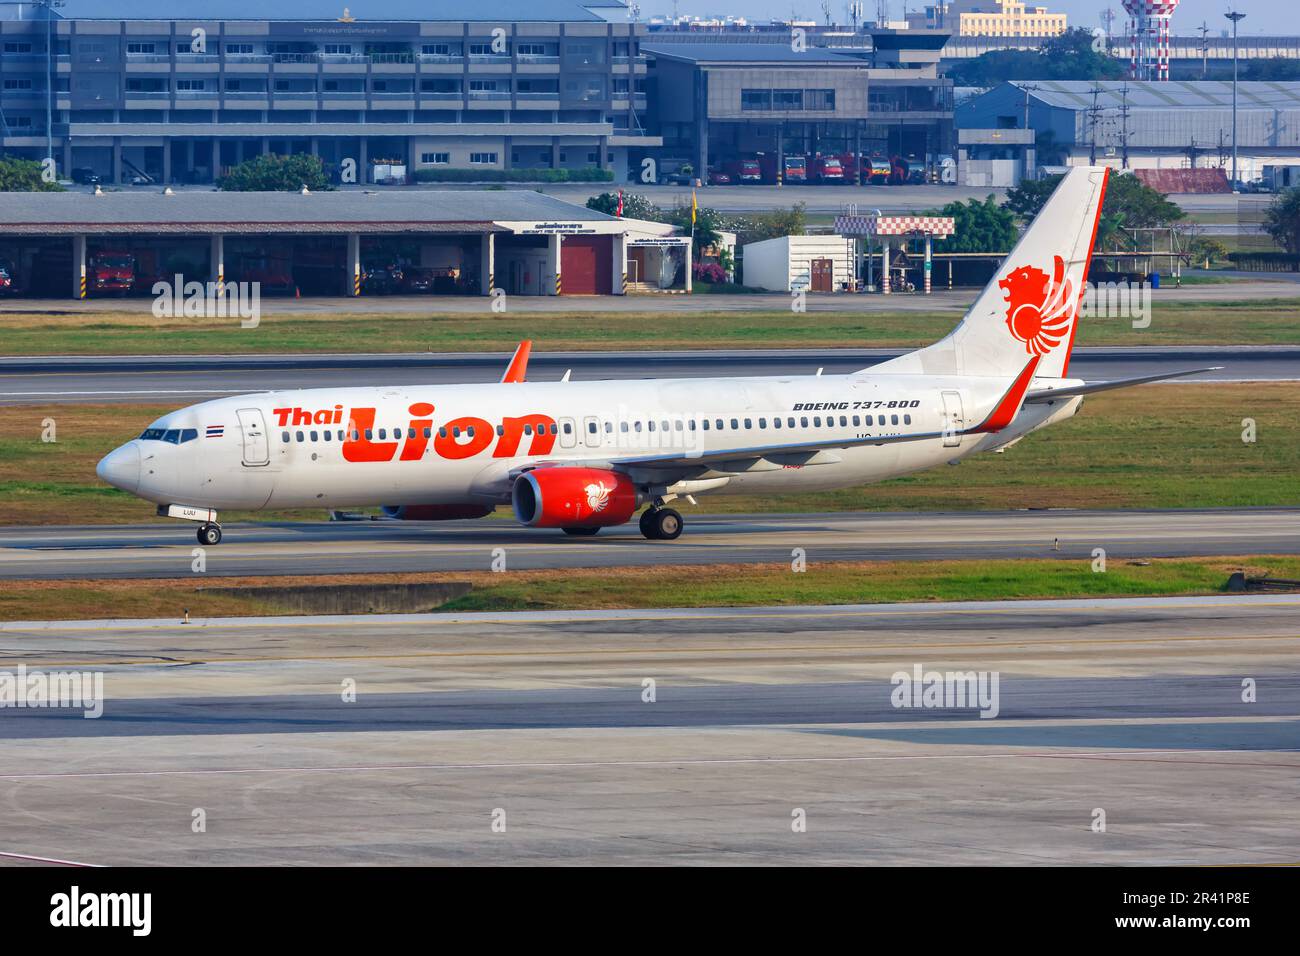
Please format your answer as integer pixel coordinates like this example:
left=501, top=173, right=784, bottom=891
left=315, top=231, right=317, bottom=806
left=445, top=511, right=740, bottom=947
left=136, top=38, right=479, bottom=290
left=96, top=442, right=140, bottom=494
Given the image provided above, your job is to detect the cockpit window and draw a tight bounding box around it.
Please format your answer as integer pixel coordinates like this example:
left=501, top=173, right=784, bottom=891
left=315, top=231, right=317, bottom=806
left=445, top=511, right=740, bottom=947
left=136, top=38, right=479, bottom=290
left=162, top=429, right=180, bottom=444
left=140, top=428, right=165, bottom=441
left=139, top=427, right=197, bottom=443
left=180, top=428, right=197, bottom=443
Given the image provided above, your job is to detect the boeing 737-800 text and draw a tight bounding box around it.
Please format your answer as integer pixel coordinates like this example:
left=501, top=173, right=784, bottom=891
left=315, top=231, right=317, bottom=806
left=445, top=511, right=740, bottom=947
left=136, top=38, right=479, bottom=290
left=96, top=167, right=1213, bottom=544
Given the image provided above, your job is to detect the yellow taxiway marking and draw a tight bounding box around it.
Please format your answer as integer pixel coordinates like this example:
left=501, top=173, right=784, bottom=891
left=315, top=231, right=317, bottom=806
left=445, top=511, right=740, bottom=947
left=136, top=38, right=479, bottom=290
left=7, top=631, right=1299, bottom=669
left=4, top=597, right=1299, bottom=635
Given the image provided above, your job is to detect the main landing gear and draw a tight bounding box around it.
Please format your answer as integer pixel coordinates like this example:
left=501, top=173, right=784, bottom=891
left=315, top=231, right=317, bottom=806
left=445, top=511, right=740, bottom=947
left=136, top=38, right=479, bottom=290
left=197, top=523, right=223, bottom=546
left=639, top=506, right=683, bottom=541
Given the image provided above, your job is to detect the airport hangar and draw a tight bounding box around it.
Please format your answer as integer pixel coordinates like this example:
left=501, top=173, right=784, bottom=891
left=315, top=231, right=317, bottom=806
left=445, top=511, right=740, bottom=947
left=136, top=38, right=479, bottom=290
left=0, top=188, right=692, bottom=298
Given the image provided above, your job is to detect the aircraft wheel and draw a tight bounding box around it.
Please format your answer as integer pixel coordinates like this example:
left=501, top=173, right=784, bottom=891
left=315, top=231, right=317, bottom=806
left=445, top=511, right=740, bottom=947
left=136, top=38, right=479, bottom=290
left=197, top=523, right=222, bottom=546
left=650, top=508, right=683, bottom=541
left=562, top=526, right=600, bottom=536
left=639, top=508, right=660, bottom=540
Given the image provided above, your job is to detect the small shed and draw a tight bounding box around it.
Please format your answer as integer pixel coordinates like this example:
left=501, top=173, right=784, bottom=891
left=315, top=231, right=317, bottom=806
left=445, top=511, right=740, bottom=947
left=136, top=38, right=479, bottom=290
left=741, top=235, right=856, bottom=293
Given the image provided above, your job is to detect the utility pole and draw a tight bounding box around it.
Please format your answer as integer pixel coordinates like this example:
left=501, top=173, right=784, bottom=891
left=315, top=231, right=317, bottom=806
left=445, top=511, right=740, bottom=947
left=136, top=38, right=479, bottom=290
left=1226, top=9, right=1246, bottom=187
left=1087, top=83, right=1103, bottom=166
left=1118, top=83, right=1131, bottom=169
left=1197, top=21, right=1210, bottom=79
left=1100, top=8, right=1116, bottom=44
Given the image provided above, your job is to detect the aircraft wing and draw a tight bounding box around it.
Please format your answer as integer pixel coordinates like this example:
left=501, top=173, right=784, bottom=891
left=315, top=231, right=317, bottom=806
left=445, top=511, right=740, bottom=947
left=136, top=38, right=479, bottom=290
left=1023, top=366, right=1222, bottom=403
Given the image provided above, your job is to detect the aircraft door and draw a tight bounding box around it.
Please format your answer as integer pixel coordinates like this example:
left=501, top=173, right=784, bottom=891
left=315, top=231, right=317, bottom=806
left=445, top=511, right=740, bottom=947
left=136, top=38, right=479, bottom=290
left=558, top=417, right=577, bottom=449
left=582, top=415, right=600, bottom=448
left=941, top=391, right=964, bottom=448
left=236, top=407, right=270, bottom=466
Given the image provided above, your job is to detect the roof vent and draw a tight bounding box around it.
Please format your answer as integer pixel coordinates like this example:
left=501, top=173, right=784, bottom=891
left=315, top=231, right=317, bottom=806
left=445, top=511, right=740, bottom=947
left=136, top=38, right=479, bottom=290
left=162, top=186, right=175, bottom=196
left=93, top=185, right=103, bottom=196
left=301, top=184, right=311, bottom=195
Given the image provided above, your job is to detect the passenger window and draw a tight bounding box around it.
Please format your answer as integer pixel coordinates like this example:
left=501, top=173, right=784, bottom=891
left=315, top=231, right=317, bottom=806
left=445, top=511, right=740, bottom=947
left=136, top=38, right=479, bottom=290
left=661, top=420, right=669, bottom=431
left=620, top=421, right=629, bottom=433
left=423, top=427, right=431, bottom=439
left=634, top=421, right=642, bottom=432
left=378, top=429, right=387, bottom=440
left=839, top=416, right=847, bottom=427
left=688, top=420, right=696, bottom=431
left=891, top=415, right=899, bottom=425
left=523, top=424, right=533, bottom=436
left=562, top=422, right=572, bottom=434
left=296, top=431, right=304, bottom=442
left=743, top=418, right=752, bottom=429
left=648, top=421, right=655, bottom=432
left=282, top=431, right=290, bottom=442
left=878, top=415, right=886, bottom=425
left=787, top=417, right=795, bottom=428
left=800, top=417, right=808, bottom=428
left=310, top=430, right=318, bottom=441
left=674, top=420, right=683, bottom=431
left=467, top=427, right=476, bottom=438
left=759, top=418, right=767, bottom=428
left=730, top=418, right=739, bottom=429
left=773, top=417, right=782, bottom=429
left=715, top=419, right=724, bottom=430
left=323, top=431, right=331, bottom=442
left=549, top=424, right=558, bottom=435
left=853, top=415, right=860, bottom=427
left=452, top=427, right=461, bottom=438
left=439, top=427, right=448, bottom=438
left=587, top=421, right=597, bottom=433
left=351, top=430, right=359, bottom=441
left=497, top=425, right=505, bottom=436
left=813, top=417, right=821, bottom=427
left=904, top=414, right=911, bottom=425
left=702, top=420, right=710, bottom=430
left=407, top=428, right=416, bottom=439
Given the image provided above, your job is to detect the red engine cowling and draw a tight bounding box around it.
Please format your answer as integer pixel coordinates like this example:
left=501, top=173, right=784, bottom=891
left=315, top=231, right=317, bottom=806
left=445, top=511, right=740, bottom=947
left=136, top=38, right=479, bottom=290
left=512, top=468, right=639, bottom=528
left=381, top=504, right=494, bottom=520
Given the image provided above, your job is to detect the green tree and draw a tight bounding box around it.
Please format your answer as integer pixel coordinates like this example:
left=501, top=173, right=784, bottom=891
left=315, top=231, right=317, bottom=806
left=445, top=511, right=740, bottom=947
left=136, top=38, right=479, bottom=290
left=219, top=153, right=332, bottom=191
left=0, top=155, right=63, bottom=192
left=728, top=203, right=808, bottom=245
left=948, top=28, right=1124, bottom=84
left=1187, top=236, right=1230, bottom=268
left=585, top=191, right=662, bottom=221
left=1264, top=187, right=1300, bottom=254
left=665, top=201, right=722, bottom=257
left=1004, top=172, right=1183, bottom=251
left=930, top=195, right=1018, bottom=254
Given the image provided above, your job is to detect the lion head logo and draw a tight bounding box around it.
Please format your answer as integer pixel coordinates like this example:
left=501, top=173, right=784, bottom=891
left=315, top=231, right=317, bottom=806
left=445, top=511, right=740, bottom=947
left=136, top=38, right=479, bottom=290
left=584, top=482, right=612, bottom=514
left=998, top=255, right=1076, bottom=356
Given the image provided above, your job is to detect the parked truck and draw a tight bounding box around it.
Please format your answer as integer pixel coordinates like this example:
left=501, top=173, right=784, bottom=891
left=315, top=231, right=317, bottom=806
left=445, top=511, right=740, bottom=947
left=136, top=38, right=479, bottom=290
left=808, top=154, right=845, bottom=184
left=88, top=251, right=136, bottom=296
left=722, top=157, right=763, bottom=184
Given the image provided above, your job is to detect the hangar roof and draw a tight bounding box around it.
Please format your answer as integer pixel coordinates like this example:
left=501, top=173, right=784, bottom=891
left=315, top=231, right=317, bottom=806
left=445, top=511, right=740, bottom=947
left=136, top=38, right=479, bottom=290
left=0, top=188, right=616, bottom=235
left=1007, top=80, right=1300, bottom=111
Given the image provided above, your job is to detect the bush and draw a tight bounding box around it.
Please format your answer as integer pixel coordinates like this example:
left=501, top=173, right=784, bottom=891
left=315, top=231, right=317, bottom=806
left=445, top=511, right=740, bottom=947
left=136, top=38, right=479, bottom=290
left=411, top=167, right=613, bottom=184
left=0, top=155, right=64, bottom=192
left=693, top=261, right=729, bottom=284
left=218, top=153, right=332, bottom=191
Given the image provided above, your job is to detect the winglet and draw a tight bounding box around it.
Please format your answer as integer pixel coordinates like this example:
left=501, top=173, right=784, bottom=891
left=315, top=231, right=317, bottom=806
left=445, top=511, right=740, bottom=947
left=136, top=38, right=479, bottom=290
left=501, top=340, right=532, bottom=383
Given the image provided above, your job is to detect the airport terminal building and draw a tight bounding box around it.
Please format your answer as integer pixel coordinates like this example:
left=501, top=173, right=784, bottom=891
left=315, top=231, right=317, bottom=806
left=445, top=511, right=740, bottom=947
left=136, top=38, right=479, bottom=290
left=0, top=0, right=660, bottom=185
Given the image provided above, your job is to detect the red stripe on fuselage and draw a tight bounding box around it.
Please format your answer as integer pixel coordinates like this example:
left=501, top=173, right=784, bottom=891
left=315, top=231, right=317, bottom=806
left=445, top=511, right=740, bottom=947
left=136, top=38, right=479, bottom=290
left=969, top=356, right=1041, bottom=434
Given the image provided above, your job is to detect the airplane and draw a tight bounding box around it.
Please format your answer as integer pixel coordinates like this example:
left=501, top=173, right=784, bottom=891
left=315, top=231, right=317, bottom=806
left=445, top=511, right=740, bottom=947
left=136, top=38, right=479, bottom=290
left=96, top=166, right=1216, bottom=546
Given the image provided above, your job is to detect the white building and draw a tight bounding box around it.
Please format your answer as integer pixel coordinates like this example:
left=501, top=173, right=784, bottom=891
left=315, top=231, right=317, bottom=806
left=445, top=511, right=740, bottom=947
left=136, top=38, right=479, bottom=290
left=742, top=236, right=856, bottom=292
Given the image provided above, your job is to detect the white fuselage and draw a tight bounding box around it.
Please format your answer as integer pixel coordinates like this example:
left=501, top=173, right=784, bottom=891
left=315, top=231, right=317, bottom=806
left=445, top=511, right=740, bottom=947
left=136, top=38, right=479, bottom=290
left=98, top=371, right=1083, bottom=514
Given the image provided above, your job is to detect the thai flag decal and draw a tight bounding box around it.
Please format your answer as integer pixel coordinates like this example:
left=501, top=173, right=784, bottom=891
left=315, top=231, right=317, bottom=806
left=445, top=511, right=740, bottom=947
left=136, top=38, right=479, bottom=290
left=205, top=424, right=225, bottom=438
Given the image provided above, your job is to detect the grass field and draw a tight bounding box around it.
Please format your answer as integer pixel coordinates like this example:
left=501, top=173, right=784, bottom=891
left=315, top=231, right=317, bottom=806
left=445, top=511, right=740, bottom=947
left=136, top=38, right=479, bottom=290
left=0, top=383, right=1295, bottom=525
left=2, top=297, right=1300, bottom=354
left=0, top=555, right=1291, bottom=621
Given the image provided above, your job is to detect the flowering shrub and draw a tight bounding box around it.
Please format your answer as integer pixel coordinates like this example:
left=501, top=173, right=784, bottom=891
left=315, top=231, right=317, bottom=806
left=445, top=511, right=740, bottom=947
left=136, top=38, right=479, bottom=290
left=693, top=261, right=729, bottom=284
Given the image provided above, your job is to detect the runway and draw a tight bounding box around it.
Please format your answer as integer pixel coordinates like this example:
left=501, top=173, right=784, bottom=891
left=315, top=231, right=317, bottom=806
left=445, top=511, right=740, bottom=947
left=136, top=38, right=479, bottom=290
left=3, top=508, right=1298, bottom=581
left=1, top=346, right=1293, bottom=404
left=0, top=594, right=1296, bottom=865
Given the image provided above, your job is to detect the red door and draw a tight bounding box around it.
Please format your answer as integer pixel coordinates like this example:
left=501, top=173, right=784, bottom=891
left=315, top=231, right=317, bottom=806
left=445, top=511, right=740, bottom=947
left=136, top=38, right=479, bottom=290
left=560, top=235, right=612, bottom=295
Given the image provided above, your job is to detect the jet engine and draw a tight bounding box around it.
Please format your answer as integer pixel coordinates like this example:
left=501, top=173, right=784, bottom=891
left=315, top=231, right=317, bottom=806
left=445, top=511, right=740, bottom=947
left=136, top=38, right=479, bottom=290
left=512, top=468, right=639, bottom=528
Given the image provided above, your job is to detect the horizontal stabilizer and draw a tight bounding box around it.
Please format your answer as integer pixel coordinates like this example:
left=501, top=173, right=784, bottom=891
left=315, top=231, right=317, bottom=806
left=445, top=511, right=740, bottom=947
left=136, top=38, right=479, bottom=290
left=1025, top=367, right=1222, bottom=403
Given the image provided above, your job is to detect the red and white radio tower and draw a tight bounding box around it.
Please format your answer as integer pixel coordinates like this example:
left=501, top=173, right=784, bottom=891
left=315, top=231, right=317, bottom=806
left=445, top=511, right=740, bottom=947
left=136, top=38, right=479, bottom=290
left=1122, top=0, right=1180, bottom=81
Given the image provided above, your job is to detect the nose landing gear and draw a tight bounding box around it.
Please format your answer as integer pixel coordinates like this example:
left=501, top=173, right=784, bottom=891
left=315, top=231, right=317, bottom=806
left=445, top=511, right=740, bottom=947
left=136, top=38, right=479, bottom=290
left=639, top=506, right=683, bottom=540
left=197, top=523, right=222, bottom=546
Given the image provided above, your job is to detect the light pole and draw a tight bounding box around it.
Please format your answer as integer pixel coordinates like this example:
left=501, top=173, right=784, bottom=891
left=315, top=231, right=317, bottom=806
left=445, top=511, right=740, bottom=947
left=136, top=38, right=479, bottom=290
left=1225, top=8, right=1246, bottom=188
left=33, top=0, right=66, bottom=173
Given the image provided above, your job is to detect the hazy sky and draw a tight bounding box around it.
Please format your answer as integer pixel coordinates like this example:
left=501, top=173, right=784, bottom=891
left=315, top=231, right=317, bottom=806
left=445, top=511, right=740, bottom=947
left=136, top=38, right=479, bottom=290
left=638, top=0, right=1294, bottom=37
